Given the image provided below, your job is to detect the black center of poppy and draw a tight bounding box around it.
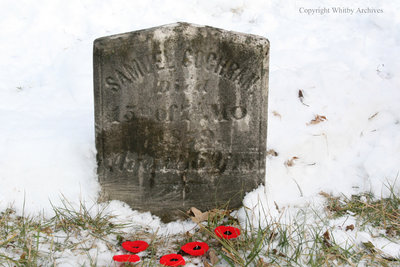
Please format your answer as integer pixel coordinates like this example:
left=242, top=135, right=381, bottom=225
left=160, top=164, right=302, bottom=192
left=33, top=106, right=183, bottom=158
left=224, top=231, right=233, bottom=235
left=132, top=246, right=139, bottom=248
left=170, top=258, right=179, bottom=262
left=193, top=245, right=201, bottom=250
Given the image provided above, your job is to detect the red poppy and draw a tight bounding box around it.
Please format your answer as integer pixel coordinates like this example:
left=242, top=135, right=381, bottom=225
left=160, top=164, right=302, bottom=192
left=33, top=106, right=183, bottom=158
left=214, top=226, right=241, bottom=239
left=160, top=253, right=186, bottom=266
left=113, top=254, right=140, bottom=262
left=181, top=241, right=209, bottom=256
left=122, top=240, right=149, bottom=253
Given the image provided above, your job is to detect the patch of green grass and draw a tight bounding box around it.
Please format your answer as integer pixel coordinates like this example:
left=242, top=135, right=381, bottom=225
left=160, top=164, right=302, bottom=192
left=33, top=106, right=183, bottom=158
left=0, top=197, right=129, bottom=266
left=50, top=196, right=128, bottom=240
left=0, top=207, right=51, bottom=266
left=0, top=184, right=399, bottom=266
left=321, top=182, right=400, bottom=239
left=182, top=186, right=400, bottom=267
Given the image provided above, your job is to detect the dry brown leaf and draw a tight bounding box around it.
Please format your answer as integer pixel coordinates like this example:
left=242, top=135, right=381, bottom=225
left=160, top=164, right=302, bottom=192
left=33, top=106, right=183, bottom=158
left=267, top=149, right=278, bottom=157
left=188, top=207, right=209, bottom=223
left=41, top=227, right=53, bottom=235
left=272, top=110, right=282, bottom=119
left=207, top=248, right=219, bottom=265
left=323, top=230, right=332, bottom=248
left=345, top=224, right=355, bottom=231
left=272, top=249, right=286, bottom=257
left=284, top=156, right=299, bottom=167
left=298, top=89, right=309, bottom=107
left=268, top=231, right=277, bottom=241
left=20, top=252, right=26, bottom=260
left=319, top=191, right=331, bottom=199
left=203, top=260, right=212, bottom=267
left=274, top=201, right=280, bottom=212
left=323, top=230, right=330, bottom=240
left=307, top=115, right=327, bottom=125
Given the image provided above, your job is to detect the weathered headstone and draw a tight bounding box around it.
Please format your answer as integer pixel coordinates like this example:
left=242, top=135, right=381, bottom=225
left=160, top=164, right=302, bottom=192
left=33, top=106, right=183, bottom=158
left=94, top=22, right=269, bottom=221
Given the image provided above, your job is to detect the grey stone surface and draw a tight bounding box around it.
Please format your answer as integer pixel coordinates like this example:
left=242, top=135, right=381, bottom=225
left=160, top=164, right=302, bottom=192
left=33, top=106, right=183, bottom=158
left=93, top=22, right=269, bottom=221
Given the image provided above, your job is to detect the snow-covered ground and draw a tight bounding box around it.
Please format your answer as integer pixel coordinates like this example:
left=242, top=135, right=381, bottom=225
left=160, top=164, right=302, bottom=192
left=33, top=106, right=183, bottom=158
left=0, top=0, right=399, bottom=252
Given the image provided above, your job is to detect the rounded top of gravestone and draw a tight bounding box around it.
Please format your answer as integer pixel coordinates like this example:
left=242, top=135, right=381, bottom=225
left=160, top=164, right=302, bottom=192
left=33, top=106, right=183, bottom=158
left=94, top=22, right=269, bottom=52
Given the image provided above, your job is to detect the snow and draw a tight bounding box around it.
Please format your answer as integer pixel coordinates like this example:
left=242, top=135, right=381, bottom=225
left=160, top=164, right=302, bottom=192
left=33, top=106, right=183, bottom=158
left=0, top=0, right=399, bottom=263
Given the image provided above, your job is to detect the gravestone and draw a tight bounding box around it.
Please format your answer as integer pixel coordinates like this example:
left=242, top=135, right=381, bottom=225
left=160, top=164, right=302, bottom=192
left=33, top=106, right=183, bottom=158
left=93, top=22, right=269, bottom=221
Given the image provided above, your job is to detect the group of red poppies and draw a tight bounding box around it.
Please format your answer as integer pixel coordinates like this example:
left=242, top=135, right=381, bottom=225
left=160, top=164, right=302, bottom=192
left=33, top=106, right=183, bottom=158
left=113, top=225, right=241, bottom=266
